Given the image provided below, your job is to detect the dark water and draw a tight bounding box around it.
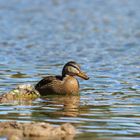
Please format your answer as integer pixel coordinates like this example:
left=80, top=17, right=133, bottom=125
left=0, top=0, right=140, bottom=139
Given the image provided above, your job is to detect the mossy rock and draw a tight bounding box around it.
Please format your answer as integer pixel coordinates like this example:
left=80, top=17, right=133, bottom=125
left=0, top=84, right=40, bottom=103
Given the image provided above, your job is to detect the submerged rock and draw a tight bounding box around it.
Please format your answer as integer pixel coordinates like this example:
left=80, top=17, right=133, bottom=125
left=0, top=84, right=40, bottom=103
left=0, top=121, right=76, bottom=140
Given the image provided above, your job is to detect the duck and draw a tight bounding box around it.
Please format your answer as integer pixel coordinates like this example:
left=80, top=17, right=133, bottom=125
left=35, top=61, right=89, bottom=95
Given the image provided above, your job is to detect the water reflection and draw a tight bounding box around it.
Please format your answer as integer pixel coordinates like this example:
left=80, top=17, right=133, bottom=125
left=33, top=95, right=80, bottom=118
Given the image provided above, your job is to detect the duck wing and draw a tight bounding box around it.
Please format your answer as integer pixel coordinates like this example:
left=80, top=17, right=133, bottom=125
left=35, top=76, right=62, bottom=90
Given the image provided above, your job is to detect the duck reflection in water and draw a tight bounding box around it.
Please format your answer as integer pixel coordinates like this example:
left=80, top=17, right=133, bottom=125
left=39, top=95, right=80, bottom=117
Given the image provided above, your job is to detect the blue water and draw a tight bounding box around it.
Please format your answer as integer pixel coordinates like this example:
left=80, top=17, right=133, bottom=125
left=0, top=0, right=140, bottom=139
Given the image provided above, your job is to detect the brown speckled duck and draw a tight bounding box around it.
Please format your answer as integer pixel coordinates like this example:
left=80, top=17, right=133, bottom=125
left=35, top=61, right=89, bottom=95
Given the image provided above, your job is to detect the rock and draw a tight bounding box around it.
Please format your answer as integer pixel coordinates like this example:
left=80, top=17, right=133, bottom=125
left=0, top=84, right=40, bottom=103
left=0, top=121, right=76, bottom=140
left=8, top=135, right=21, bottom=140
left=61, top=123, right=76, bottom=135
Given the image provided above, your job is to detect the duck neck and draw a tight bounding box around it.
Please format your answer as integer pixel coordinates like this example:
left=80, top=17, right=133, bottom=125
left=62, top=69, right=66, bottom=78
left=62, top=73, right=72, bottom=80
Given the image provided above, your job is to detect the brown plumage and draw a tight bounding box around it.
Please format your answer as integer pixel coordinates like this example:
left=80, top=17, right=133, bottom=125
left=35, top=61, right=89, bottom=95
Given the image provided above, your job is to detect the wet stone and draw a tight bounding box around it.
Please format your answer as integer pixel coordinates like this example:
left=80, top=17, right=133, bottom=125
left=0, top=121, right=76, bottom=140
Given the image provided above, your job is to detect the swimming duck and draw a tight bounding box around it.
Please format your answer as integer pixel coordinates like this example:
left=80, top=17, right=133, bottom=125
left=35, top=61, right=89, bottom=95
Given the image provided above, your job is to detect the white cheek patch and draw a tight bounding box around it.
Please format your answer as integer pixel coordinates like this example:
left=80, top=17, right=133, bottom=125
left=68, top=66, right=79, bottom=74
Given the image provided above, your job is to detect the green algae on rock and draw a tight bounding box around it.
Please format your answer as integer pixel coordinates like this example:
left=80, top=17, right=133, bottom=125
left=0, top=84, right=40, bottom=103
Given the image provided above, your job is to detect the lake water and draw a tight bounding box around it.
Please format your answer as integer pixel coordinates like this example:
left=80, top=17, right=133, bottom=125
left=0, top=0, right=140, bottom=139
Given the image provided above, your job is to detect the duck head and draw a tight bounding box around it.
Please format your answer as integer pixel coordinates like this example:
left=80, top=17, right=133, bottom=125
left=62, top=61, right=89, bottom=80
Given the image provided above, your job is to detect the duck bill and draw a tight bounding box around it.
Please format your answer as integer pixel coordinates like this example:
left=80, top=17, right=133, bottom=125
left=77, top=71, right=89, bottom=80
